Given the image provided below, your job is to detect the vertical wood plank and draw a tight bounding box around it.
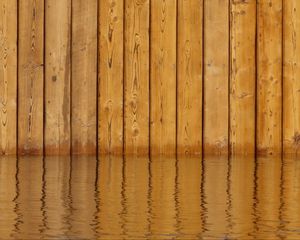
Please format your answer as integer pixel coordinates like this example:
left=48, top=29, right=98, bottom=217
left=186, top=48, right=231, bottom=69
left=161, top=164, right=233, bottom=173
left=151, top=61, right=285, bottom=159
left=229, top=0, right=256, bottom=155
left=0, top=0, right=17, bottom=155
left=45, top=0, right=71, bottom=155
left=18, top=0, right=44, bottom=155
left=177, top=0, right=203, bottom=156
left=72, top=0, right=97, bottom=154
left=283, top=0, right=300, bottom=155
left=150, top=0, right=176, bottom=156
left=124, top=0, right=149, bottom=155
left=99, top=0, right=124, bottom=155
left=203, top=0, right=229, bottom=155
left=257, top=0, right=282, bottom=155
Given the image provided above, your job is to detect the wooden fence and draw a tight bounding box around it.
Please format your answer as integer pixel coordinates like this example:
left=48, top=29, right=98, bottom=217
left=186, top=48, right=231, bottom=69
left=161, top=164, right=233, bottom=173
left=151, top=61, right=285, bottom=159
left=0, top=0, right=298, bottom=156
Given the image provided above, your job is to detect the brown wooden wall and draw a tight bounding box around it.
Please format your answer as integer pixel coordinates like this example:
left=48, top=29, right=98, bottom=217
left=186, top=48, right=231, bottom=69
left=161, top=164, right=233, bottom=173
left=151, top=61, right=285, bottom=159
left=0, top=0, right=298, bottom=156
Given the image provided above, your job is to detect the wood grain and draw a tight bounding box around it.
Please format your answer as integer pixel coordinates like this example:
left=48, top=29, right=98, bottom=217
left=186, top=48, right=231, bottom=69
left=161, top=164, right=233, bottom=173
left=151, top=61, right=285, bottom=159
left=283, top=0, right=300, bottom=155
left=203, top=0, right=229, bottom=155
left=0, top=0, right=17, bottom=155
left=0, top=1, right=293, bottom=156
left=99, top=0, right=124, bottom=155
left=257, top=0, right=282, bottom=155
left=18, top=0, right=44, bottom=155
left=124, top=0, right=149, bottom=155
left=177, top=0, right=203, bottom=156
left=45, top=0, right=71, bottom=155
left=150, top=0, right=177, bottom=155
left=72, top=0, right=97, bottom=155
left=229, top=0, right=256, bottom=155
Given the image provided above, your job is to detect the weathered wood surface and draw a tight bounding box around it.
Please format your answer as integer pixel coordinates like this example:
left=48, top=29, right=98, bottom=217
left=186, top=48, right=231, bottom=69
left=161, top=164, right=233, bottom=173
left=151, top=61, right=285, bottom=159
left=229, top=0, right=256, bottom=155
left=177, top=0, right=203, bottom=156
left=99, top=0, right=124, bottom=155
left=283, top=0, right=300, bottom=155
left=45, top=0, right=71, bottom=155
left=0, top=0, right=17, bottom=155
left=0, top=1, right=297, bottom=156
left=18, top=0, right=44, bottom=155
left=124, top=0, right=149, bottom=155
left=203, top=0, right=229, bottom=155
left=150, top=0, right=177, bottom=155
left=72, top=0, right=97, bottom=155
left=257, top=0, right=282, bottom=156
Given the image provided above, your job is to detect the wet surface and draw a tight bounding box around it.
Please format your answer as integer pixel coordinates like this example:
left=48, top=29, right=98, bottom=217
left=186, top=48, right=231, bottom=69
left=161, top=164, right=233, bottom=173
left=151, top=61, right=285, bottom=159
left=0, top=156, right=300, bottom=239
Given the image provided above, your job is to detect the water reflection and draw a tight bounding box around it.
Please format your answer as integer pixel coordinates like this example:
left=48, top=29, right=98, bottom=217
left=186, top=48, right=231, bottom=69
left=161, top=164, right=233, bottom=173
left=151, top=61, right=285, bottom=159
left=1, top=156, right=300, bottom=239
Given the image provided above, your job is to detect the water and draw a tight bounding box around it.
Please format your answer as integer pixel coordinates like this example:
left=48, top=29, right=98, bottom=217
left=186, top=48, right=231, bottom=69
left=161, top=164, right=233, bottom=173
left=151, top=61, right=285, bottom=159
left=0, top=156, right=300, bottom=239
